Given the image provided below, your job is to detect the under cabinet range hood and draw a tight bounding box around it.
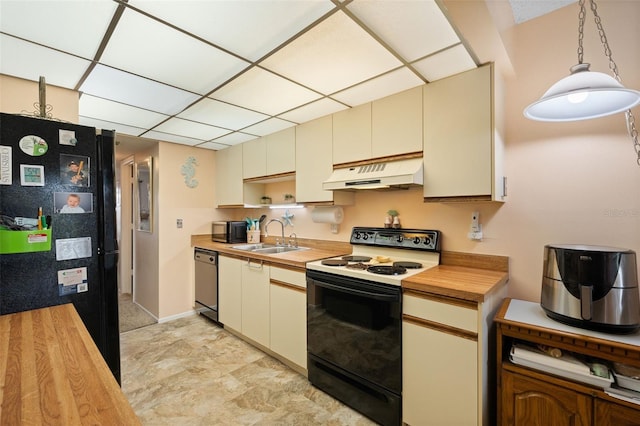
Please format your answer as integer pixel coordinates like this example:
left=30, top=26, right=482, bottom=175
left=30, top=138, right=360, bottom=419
left=323, top=158, right=424, bottom=190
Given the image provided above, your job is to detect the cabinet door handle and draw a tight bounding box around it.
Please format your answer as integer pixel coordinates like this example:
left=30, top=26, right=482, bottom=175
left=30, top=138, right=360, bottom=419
left=246, top=259, right=263, bottom=269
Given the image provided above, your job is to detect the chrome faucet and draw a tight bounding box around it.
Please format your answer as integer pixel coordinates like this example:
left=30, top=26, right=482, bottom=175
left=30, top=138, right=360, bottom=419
left=288, top=233, right=298, bottom=248
left=265, top=219, right=285, bottom=246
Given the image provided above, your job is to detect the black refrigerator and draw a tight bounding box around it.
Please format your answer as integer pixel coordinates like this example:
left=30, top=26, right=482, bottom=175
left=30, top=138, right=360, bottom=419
left=0, top=112, right=121, bottom=383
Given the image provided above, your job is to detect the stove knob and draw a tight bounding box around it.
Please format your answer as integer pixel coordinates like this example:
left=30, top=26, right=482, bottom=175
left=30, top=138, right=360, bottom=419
left=396, top=235, right=404, bottom=243
left=363, top=233, right=369, bottom=240
left=354, top=232, right=362, bottom=239
left=413, top=236, right=421, bottom=244
left=424, top=237, right=431, bottom=246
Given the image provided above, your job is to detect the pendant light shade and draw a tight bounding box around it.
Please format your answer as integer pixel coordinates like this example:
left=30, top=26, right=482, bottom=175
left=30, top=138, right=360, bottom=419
left=524, top=63, right=640, bottom=122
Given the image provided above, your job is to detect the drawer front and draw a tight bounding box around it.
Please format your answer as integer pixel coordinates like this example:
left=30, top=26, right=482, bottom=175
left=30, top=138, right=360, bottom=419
left=403, top=294, right=478, bottom=333
left=270, top=266, right=306, bottom=289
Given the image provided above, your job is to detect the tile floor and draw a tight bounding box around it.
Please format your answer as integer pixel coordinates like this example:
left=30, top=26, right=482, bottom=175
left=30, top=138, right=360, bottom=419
left=120, top=314, right=376, bottom=425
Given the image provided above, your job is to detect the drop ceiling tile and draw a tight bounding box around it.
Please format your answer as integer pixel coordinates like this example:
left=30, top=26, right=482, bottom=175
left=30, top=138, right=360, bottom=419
left=0, top=0, right=117, bottom=59
left=0, top=35, right=90, bottom=89
left=261, top=11, right=402, bottom=95
left=178, top=98, right=268, bottom=131
left=142, top=130, right=204, bottom=146
left=197, top=141, right=234, bottom=151
left=347, top=0, right=460, bottom=62
left=242, top=118, right=297, bottom=137
left=278, top=98, right=348, bottom=123
left=509, top=0, right=576, bottom=24
left=211, top=67, right=321, bottom=116
left=412, top=45, right=477, bottom=82
left=128, top=0, right=334, bottom=61
left=100, top=8, right=250, bottom=95
left=80, top=65, right=200, bottom=115
left=331, top=67, right=424, bottom=106
left=78, top=116, right=147, bottom=138
left=153, top=117, right=230, bottom=141
left=79, top=94, right=168, bottom=129
left=211, top=132, right=259, bottom=146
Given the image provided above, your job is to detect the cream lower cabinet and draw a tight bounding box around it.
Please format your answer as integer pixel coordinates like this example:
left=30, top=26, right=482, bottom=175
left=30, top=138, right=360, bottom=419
left=269, top=265, right=307, bottom=370
left=403, top=292, right=479, bottom=425
left=241, top=259, right=270, bottom=347
left=218, top=255, right=242, bottom=331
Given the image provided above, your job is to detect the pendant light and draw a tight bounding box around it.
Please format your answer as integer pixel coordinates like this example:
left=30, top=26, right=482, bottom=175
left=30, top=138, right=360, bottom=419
left=524, top=0, right=640, bottom=165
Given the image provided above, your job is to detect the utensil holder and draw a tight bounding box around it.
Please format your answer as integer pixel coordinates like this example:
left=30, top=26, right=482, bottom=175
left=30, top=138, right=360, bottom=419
left=247, top=230, right=260, bottom=243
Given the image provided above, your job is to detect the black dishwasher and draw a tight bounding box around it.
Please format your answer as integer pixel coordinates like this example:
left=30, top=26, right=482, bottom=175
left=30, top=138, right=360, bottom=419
left=194, top=248, right=220, bottom=324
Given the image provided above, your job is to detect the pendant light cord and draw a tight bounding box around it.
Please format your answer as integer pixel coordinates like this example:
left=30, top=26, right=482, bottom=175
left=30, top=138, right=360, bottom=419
left=578, top=0, right=640, bottom=165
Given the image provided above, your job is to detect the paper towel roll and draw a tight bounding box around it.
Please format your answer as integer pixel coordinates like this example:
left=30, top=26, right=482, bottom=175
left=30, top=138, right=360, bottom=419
left=311, top=206, right=344, bottom=224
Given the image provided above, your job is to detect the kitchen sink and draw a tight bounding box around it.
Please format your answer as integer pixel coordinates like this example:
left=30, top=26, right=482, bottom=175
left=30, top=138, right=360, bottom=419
left=231, top=243, right=309, bottom=254
left=252, top=246, right=310, bottom=254
left=231, top=243, right=275, bottom=251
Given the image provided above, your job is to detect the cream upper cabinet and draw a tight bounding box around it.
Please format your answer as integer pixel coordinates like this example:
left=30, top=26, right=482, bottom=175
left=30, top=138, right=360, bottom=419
left=423, top=63, right=505, bottom=202
left=215, top=144, right=243, bottom=207
left=372, top=86, right=423, bottom=158
left=218, top=255, right=242, bottom=331
left=295, top=116, right=353, bottom=205
left=242, top=137, right=267, bottom=179
left=332, top=103, right=371, bottom=165
left=266, top=127, right=295, bottom=176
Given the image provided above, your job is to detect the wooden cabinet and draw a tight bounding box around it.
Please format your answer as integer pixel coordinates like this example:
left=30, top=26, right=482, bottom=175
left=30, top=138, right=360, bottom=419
left=241, top=258, right=270, bottom=347
left=332, top=103, right=372, bottom=165
left=269, top=265, right=307, bottom=370
left=372, top=86, right=422, bottom=159
left=215, top=144, right=244, bottom=207
left=423, top=63, right=505, bottom=202
left=218, top=255, right=242, bottom=331
left=496, top=298, right=640, bottom=426
left=266, top=127, right=295, bottom=176
left=502, top=369, right=591, bottom=426
left=295, top=115, right=353, bottom=205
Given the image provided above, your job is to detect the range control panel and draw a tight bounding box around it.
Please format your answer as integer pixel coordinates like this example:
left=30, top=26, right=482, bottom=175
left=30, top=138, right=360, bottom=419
left=350, top=227, right=441, bottom=252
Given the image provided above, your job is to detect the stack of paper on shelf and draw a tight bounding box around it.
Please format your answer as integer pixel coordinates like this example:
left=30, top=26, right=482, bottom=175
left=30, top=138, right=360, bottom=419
left=510, top=343, right=613, bottom=389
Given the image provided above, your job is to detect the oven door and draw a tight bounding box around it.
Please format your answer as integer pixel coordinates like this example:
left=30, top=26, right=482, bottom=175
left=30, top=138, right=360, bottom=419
left=307, top=269, right=402, bottom=425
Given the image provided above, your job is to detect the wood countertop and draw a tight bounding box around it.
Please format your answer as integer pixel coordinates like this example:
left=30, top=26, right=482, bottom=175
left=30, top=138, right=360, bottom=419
left=403, top=251, right=509, bottom=303
left=191, top=234, right=351, bottom=269
left=0, top=304, right=140, bottom=425
left=402, top=264, right=509, bottom=303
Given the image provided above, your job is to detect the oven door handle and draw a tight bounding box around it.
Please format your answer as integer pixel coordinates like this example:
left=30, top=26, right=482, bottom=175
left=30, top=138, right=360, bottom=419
left=311, top=280, right=398, bottom=302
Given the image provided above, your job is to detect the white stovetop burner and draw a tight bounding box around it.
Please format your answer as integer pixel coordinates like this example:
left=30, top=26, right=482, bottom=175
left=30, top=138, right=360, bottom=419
left=307, top=245, right=440, bottom=286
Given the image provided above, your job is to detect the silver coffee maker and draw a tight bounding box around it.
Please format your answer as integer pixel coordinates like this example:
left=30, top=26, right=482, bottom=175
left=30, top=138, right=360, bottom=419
left=541, top=244, right=640, bottom=334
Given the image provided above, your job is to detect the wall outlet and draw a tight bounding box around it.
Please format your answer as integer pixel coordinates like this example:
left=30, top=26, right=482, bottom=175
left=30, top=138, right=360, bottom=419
left=468, top=211, right=482, bottom=240
left=177, top=219, right=183, bottom=229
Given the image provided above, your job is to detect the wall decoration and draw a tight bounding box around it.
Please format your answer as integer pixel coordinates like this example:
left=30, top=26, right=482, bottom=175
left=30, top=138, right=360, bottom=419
left=20, top=164, right=44, bottom=186
left=54, top=191, right=93, bottom=214
left=60, top=154, right=89, bottom=187
left=0, top=145, right=11, bottom=185
left=282, top=209, right=294, bottom=227
left=181, top=156, right=198, bottom=188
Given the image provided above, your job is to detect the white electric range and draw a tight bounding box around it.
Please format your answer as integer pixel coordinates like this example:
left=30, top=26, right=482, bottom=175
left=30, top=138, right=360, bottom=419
left=306, top=227, right=441, bottom=286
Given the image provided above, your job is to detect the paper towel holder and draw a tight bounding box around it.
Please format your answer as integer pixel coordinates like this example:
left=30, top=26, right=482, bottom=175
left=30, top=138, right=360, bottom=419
left=311, top=206, right=344, bottom=234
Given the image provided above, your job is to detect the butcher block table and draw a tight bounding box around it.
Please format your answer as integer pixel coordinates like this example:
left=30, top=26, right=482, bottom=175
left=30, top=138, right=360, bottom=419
left=0, top=304, right=140, bottom=425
